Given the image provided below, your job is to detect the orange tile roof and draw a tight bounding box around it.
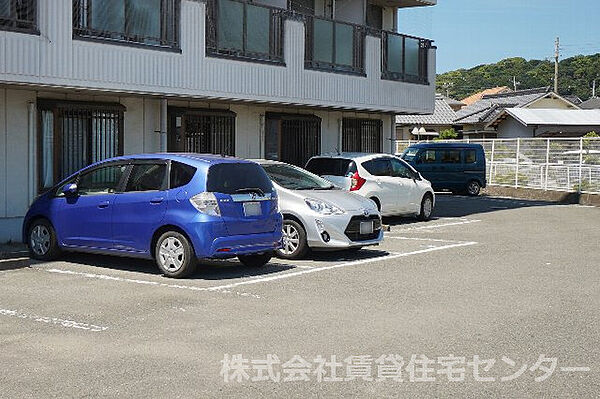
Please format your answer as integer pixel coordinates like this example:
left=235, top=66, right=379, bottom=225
left=461, top=87, right=512, bottom=106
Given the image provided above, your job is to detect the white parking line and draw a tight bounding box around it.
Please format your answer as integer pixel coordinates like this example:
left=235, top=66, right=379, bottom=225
left=198, top=241, right=478, bottom=292
left=0, top=307, right=108, bottom=332
left=391, top=219, right=481, bottom=232
left=386, top=236, right=464, bottom=243
left=37, top=240, right=476, bottom=294
left=43, top=268, right=263, bottom=299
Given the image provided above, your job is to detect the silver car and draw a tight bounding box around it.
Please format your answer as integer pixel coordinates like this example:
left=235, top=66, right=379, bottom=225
left=257, top=160, right=383, bottom=259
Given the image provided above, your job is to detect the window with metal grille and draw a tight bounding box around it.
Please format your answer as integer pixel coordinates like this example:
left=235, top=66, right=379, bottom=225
left=38, top=101, right=125, bottom=191
left=342, top=118, right=382, bottom=153
left=265, top=113, right=321, bottom=167
left=0, top=0, right=37, bottom=33
left=168, top=109, right=236, bottom=156
left=205, top=0, right=284, bottom=64
left=72, top=0, right=180, bottom=50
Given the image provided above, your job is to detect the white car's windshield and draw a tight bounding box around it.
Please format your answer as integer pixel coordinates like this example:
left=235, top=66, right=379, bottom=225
left=263, top=164, right=335, bottom=190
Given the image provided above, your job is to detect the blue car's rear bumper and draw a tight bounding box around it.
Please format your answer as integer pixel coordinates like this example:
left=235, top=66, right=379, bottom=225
left=206, top=231, right=283, bottom=259
left=186, top=219, right=282, bottom=259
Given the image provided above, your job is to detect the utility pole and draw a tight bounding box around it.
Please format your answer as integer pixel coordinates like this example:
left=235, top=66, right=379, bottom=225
left=554, top=37, right=560, bottom=93
left=512, top=76, right=520, bottom=91
left=593, top=79, right=597, bottom=98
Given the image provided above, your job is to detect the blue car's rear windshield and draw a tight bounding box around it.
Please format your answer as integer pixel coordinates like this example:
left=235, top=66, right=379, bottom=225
left=206, top=163, right=274, bottom=195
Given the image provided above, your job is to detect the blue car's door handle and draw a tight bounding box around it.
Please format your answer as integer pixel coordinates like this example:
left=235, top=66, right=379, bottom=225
left=98, top=201, right=110, bottom=209
left=150, top=197, right=164, bottom=204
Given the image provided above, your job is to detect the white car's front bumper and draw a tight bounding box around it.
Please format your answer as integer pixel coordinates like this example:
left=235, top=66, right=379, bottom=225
left=304, top=211, right=384, bottom=250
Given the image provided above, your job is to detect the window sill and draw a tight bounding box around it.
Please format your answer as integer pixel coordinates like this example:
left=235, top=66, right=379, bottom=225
left=206, top=49, right=285, bottom=67
left=73, top=34, right=182, bottom=54
left=304, top=63, right=366, bottom=77
left=381, top=73, right=429, bottom=85
left=0, top=26, right=40, bottom=36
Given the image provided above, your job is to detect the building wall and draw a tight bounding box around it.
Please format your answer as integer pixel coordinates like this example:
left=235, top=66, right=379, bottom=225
left=0, top=89, right=391, bottom=242
left=336, top=0, right=365, bottom=24
left=496, top=118, right=534, bottom=138
left=0, top=0, right=436, bottom=115
left=0, top=88, right=36, bottom=241
left=527, top=98, right=577, bottom=110
left=496, top=117, right=600, bottom=138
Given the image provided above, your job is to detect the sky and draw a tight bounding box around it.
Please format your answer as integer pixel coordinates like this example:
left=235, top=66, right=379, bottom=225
left=397, top=0, right=600, bottom=73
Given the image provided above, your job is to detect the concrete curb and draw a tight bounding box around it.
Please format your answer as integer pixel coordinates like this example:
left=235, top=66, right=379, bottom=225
left=483, top=186, right=600, bottom=206
left=0, top=251, right=30, bottom=271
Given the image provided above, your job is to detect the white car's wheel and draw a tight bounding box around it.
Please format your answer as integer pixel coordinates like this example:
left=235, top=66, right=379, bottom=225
left=276, top=220, right=308, bottom=260
left=417, top=194, right=434, bottom=221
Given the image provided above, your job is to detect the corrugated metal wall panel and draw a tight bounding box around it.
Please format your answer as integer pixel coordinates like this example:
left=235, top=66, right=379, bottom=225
left=0, top=0, right=435, bottom=114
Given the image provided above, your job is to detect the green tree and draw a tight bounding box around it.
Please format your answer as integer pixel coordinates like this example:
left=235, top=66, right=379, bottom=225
left=437, top=54, right=600, bottom=101
left=436, top=128, right=458, bottom=140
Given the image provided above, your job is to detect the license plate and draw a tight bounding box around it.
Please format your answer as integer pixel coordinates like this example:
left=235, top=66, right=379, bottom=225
left=360, top=221, right=373, bottom=235
left=243, top=202, right=262, bottom=217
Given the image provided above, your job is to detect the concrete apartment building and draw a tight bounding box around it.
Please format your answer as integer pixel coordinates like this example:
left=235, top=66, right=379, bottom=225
left=0, top=0, right=436, bottom=241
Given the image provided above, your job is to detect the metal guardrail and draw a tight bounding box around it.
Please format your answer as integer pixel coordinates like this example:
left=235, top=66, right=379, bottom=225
left=395, top=138, right=600, bottom=194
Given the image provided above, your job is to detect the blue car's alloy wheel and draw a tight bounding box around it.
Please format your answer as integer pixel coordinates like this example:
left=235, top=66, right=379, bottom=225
left=28, top=219, right=61, bottom=261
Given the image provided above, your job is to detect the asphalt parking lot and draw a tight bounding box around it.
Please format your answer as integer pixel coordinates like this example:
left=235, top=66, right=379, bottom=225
left=1, top=195, right=599, bottom=398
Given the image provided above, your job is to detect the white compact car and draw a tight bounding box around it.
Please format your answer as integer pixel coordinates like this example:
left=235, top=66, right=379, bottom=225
left=306, top=153, right=435, bottom=219
left=257, top=160, right=383, bottom=259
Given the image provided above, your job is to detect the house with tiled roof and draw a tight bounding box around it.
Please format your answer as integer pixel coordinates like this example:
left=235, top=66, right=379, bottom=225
left=487, top=108, right=600, bottom=138
left=396, top=94, right=460, bottom=139
left=580, top=97, right=600, bottom=110
left=461, top=86, right=512, bottom=106
left=454, top=87, right=580, bottom=138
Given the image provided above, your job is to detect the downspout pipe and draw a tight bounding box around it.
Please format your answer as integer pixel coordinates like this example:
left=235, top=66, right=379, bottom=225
left=160, top=99, right=168, bottom=152
left=28, top=101, right=36, bottom=204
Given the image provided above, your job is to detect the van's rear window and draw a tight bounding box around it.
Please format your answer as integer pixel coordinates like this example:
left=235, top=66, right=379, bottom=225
left=305, top=158, right=356, bottom=177
left=206, top=163, right=273, bottom=195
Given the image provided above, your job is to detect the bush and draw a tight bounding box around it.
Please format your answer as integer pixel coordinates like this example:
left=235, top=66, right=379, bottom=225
left=435, top=128, right=458, bottom=140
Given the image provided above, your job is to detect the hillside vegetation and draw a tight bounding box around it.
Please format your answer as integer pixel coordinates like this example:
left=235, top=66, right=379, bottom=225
left=437, top=54, right=600, bottom=101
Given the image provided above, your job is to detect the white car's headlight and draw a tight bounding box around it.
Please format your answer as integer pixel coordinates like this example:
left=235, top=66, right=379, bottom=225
left=190, top=192, right=221, bottom=216
left=305, top=198, right=344, bottom=215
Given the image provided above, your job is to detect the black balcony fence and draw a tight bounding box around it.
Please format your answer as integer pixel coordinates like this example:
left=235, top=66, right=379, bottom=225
left=72, top=0, right=180, bottom=50
left=205, top=0, right=284, bottom=64
left=381, top=30, right=431, bottom=84
left=304, top=15, right=365, bottom=75
left=0, top=0, right=37, bottom=33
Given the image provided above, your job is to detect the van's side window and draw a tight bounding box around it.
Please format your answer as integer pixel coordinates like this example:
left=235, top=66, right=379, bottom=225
left=465, top=150, right=477, bottom=164
left=440, top=150, right=461, bottom=164
left=420, top=150, right=436, bottom=163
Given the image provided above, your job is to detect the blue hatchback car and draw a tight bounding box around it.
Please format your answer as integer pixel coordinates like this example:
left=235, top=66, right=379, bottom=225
left=23, top=154, right=283, bottom=278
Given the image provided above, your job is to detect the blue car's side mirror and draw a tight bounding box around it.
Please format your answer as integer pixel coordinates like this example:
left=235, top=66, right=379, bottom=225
left=62, top=183, right=78, bottom=197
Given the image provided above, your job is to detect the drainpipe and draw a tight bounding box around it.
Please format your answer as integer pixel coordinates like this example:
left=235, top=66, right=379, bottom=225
left=259, top=114, right=265, bottom=158
left=28, top=101, right=36, bottom=204
left=390, top=114, right=395, bottom=154
left=160, top=98, right=168, bottom=152
left=336, top=118, right=344, bottom=154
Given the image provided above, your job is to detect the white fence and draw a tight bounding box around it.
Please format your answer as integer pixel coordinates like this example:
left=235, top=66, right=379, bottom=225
left=395, top=137, right=600, bottom=194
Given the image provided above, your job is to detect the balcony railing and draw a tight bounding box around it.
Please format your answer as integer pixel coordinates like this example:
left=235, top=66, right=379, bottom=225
left=381, top=31, right=431, bottom=84
left=304, top=15, right=365, bottom=75
left=0, top=0, right=37, bottom=33
left=205, top=0, right=284, bottom=64
left=72, top=0, right=180, bottom=50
